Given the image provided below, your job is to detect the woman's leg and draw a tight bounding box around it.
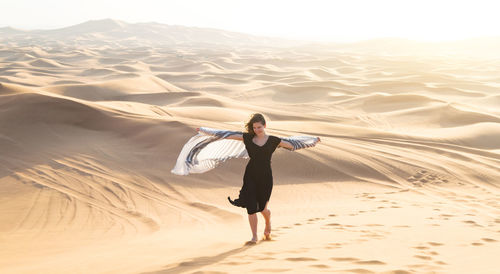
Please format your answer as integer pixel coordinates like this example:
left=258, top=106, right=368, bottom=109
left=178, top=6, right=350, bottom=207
left=260, top=202, right=271, bottom=239
left=248, top=213, right=258, bottom=243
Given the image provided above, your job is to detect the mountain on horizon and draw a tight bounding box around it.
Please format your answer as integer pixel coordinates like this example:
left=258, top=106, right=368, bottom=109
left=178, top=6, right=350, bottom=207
left=1, top=19, right=499, bottom=56
left=0, top=18, right=306, bottom=48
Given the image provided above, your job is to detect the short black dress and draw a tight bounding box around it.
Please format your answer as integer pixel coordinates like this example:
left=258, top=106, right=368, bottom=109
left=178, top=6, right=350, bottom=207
left=228, top=133, right=281, bottom=214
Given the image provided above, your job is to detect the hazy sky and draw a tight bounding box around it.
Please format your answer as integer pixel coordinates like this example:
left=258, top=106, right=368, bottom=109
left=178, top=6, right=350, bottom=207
left=1, top=0, right=499, bottom=42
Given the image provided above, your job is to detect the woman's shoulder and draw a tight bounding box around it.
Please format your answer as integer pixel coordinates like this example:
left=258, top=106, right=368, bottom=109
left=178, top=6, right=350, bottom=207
left=242, top=132, right=252, bottom=141
left=270, top=135, right=281, bottom=141
left=270, top=135, right=282, bottom=144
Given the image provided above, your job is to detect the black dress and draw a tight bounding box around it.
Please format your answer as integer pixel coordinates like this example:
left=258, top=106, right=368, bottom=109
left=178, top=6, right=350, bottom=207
left=228, top=133, right=281, bottom=214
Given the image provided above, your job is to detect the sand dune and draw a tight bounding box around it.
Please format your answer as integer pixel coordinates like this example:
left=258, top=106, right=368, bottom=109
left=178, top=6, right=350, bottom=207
left=1, top=20, right=499, bottom=274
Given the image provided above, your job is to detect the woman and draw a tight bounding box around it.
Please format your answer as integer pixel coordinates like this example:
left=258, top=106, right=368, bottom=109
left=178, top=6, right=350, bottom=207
left=173, top=113, right=320, bottom=244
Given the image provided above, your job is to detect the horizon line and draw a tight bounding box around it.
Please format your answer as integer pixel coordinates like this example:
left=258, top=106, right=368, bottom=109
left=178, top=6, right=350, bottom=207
left=2, top=18, right=500, bottom=45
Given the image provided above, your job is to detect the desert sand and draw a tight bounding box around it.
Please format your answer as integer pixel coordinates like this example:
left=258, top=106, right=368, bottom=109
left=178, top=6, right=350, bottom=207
left=1, top=20, right=499, bottom=273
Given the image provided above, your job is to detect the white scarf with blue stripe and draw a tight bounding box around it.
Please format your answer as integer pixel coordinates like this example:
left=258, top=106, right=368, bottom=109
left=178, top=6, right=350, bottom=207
left=171, top=127, right=319, bottom=175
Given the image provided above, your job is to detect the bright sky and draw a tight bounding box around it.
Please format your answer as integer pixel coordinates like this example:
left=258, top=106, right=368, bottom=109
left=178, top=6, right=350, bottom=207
left=1, top=0, right=499, bottom=42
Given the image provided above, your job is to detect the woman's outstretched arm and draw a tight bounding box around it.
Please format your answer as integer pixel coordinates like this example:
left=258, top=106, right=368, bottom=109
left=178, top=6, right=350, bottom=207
left=279, top=136, right=321, bottom=150
left=278, top=139, right=295, bottom=150
left=225, top=134, right=243, bottom=141
left=196, top=127, right=243, bottom=141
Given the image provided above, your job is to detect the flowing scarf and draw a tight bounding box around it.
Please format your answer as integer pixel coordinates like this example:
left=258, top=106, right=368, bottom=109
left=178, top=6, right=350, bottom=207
left=171, top=127, right=319, bottom=175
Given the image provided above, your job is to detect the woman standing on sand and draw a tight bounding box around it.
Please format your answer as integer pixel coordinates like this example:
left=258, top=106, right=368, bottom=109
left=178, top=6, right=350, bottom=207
left=172, top=113, right=320, bottom=244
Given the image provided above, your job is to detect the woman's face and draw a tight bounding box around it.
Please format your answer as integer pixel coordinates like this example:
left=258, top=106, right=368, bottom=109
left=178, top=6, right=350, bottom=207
left=253, top=122, right=266, bottom=136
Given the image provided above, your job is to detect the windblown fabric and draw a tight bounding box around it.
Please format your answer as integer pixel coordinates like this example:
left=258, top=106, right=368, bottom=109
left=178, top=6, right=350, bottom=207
left=171, top=127, right=319, bottom=175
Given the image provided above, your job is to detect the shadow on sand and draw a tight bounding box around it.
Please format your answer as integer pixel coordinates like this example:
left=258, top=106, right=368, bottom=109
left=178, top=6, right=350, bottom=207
left=141, top=244, right=254, bottom=274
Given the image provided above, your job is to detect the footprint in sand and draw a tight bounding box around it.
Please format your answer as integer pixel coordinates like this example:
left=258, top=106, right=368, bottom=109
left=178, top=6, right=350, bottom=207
left=306, top=217, right=325, bottom=224
left=366, top=224, right=384, bottom=227
left=463, top=220, right=483, bottom=227
left=330, top=257, right=359, bottom=262
left=307, top=217, right=324, bottom=222
left=309, top=264, right=329, bottom=269
left=285, top=257, right=317, bottom=262
left=412, top=243, right=443, bottom=262
left=325, top=243, right=343, bottom=249
left=471, top=238, right=497, bottom=246
left=414, top=255, right=433, bottom=260
left=362, top=232, right=387, bottom=240
left=354, top=260, right=386, bottom=265
left=255, top=257, right=276, bottom=261
left=358, top=193, right=376, bottom=201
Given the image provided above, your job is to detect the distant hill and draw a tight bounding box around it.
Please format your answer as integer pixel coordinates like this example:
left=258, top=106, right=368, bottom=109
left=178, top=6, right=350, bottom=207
left=1, top=19, right=499, bottom=57
left=0, top=19, right=305, bottom=48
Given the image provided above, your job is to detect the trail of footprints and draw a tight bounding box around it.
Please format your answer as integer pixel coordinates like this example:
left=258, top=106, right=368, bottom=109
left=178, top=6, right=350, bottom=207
left=407, top=169, right=450, bottom=187
left=224, top=185, right=498, bottom=273
left=408, top=169, right=500, bottom=231
left=411, top=242, right=447, bottom=267
left=270, top=194, right=497, bottom=273
left=269, top=209, right=406, bottom=272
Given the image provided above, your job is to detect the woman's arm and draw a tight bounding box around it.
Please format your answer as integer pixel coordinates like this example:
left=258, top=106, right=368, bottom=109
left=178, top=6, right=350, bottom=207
left=224, top=134, right=243, bottom=141
left=196, top=128, right=243, bottom=141
left=278, top=139, right=294, bottom=150
left=279, top=137, right=321, bottom=150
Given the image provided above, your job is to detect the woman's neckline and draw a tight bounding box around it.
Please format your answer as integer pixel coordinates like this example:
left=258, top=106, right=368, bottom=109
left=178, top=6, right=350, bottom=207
left=252, top=135, right=270, bottom=147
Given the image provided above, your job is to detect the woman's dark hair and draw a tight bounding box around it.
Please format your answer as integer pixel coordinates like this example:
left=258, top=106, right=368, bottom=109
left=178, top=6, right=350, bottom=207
left=245, top=113, right=266, bottom=136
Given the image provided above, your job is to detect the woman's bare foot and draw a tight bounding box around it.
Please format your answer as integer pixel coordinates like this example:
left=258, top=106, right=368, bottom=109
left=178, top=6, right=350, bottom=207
left=263, top=226, right=272, bottom=240
left=263, top=209, right=271, bottom=240
left=245, top=236, right=258, bottom=245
